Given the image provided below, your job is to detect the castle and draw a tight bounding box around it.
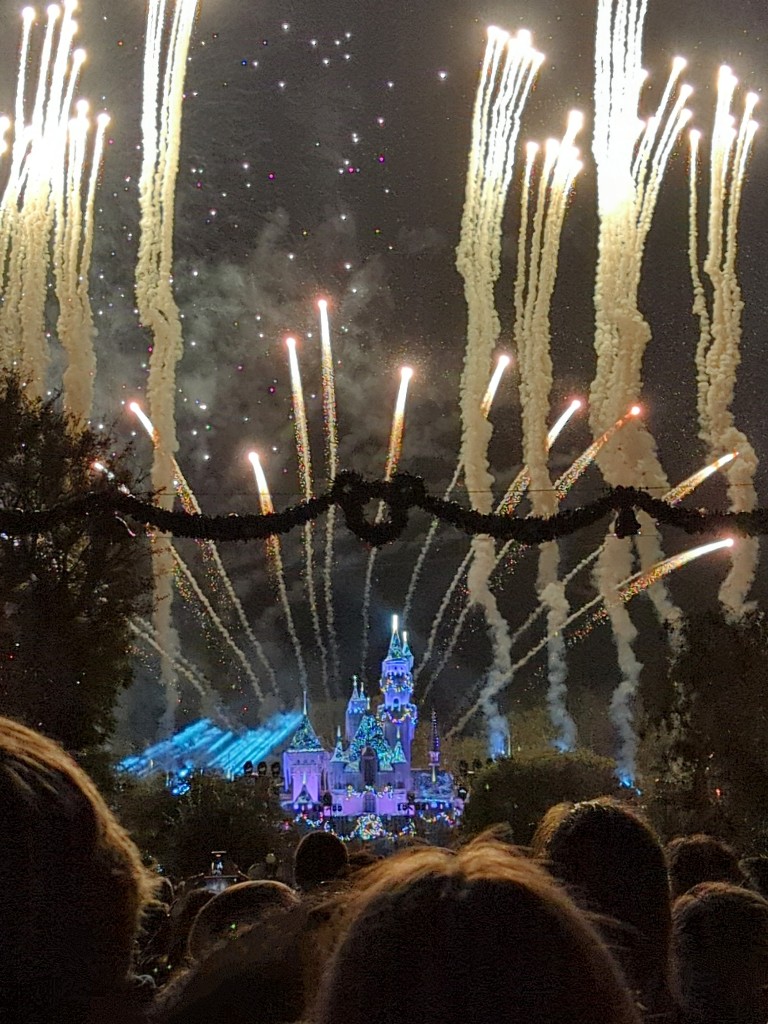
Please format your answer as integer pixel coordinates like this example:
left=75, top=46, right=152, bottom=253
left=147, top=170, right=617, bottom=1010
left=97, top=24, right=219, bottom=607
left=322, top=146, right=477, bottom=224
left=280, top=618, right=460, bottom=825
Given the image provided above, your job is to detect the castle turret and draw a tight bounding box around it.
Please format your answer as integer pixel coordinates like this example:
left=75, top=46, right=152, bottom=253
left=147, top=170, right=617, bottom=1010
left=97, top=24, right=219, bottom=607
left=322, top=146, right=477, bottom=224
left=378, top=614, right=418, bottom=763
left=283, top=699, right=327, bottom=805
left=345, top=675, right=368, bottom=742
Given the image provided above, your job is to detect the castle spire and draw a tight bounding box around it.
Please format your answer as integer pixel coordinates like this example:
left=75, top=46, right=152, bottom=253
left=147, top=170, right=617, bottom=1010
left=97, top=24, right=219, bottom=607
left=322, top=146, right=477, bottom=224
left=387, top=613, right=404, bottom=659
left=428, top=708, right=441, bottom=768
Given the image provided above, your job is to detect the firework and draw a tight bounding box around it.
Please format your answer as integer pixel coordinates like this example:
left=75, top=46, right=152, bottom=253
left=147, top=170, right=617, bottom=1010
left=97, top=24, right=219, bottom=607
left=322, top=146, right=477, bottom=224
left=448, top=538, right=736, bottom=741
left=249, top=451, right=308, bottom=691
left=361, top=366, right=414, bottom=674
left=318, top=299, right=341, bottom=687
left=405, top=353, right=511, bottom=625
left=691, top=72, right=759, bottom=618
left=286, top=336, right=329, bottom=695
left=130, top=401, right=278, bottom=693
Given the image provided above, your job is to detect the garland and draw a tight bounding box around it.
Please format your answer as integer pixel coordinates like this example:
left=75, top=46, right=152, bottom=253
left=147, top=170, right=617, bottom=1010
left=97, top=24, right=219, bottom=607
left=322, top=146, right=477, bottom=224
left=0, top=470, right=766, bottom=547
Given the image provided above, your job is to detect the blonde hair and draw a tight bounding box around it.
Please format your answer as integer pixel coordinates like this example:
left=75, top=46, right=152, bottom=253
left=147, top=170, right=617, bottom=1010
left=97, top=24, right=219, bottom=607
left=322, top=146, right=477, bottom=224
left=0, top=715, right=156, bottom=1013
left=315, top=839, right=640, bottom=1024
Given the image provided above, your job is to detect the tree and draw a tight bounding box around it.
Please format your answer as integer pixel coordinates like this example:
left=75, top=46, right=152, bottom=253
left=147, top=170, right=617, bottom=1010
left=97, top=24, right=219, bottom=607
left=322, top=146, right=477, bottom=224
left=643, top=609, right=768, bottom=850
left=113, top=772, right=289, bottom=878
left=462, top=749, right=624, bottom=844
left=0, top=373, right=152, bottom=752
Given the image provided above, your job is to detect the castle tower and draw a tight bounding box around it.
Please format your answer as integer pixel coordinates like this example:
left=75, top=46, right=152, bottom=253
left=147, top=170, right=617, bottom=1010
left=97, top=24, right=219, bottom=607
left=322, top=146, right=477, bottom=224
left=378, top=614, right=418, bottom=763
left=345, top=675, right=368, bottom=742
left=283, top=699, right=328, bottom=805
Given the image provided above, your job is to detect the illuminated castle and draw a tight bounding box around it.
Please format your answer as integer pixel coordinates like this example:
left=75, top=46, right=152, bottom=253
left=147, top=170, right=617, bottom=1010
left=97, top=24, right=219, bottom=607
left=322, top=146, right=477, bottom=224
left=281, top=618, right=459, bottom=823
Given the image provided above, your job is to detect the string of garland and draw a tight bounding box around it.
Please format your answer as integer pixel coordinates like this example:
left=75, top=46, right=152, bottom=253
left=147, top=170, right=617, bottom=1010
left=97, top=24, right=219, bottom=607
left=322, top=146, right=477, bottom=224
left=1, top=470, right=767, bottom=547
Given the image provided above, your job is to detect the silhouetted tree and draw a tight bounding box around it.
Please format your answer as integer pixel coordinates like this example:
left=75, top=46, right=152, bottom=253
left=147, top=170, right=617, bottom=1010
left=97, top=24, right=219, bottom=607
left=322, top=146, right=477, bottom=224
left=644, top=610, right=768, bottom=849
left=0, top=373, right=151, bottom=752
left=462, top=748, right=624, bottom=844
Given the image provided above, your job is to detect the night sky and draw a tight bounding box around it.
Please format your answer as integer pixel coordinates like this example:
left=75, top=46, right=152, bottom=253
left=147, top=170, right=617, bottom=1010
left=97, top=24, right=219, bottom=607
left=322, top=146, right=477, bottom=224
left=1, top=1, right=766, bottom=745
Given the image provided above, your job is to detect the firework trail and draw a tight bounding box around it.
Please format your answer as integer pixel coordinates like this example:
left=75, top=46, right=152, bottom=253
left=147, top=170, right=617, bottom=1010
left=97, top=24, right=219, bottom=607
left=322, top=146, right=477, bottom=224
left=448, top=538, right=735, bottom=742
left=130, top=617, right=211, bottom=708
left=590, top=4, right=694, bottom=742
left=457, top=28, right=542, bottom=752
left=318, top=299, right=341, bottom=689
left=497, top=453, right=741, bottom=662
left=171, top=546, right=264, bottom=701
left=0, top=4, right=105, bottom=418
left=512, top=116, right=582, bottom=752
left=56, top=107, right=109, bottom=421
left=135, top=0, right=198, bottom=733
left=416, top=397, right=583, bottom=693
left=249, top=452, right=308, bottom=691
left=691, top=76, right=759, bottom=619
left=458, top=27, right=542, bottom=513
left=403, top=354, right=510, bottom=626
left=361, top=367, right=413, bottom=675
left=130, top=403, right=278, bottom=694
left=286, top=336, right=329, bottom=696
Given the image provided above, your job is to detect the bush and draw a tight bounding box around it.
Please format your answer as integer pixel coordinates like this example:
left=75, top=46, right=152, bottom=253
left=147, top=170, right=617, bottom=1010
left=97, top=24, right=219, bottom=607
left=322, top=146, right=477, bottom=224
left=462, top=749, right=624, bottom=845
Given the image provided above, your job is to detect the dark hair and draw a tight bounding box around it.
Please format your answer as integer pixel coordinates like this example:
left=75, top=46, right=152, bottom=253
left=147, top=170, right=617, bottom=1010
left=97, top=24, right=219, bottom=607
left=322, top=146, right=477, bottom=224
left=672, top=882, right=768, bottom=1024
left=666, top=834, right=745, bottom=899
left=315, top=840, right=641, bottom=1024
left=293, top=830, right=349, bottom=891
left=741, top=856, right=768, bottom=899
left=0, top=715, right=155, bottom=1019
left=187, top=880, right=299, bottom=960
left=532, top=797, right=671, bottom=1009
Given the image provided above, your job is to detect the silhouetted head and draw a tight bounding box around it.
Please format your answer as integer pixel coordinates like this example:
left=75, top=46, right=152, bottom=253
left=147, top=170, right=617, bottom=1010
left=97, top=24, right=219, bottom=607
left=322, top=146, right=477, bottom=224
left=315, top=840, right=641, bottom=1024
left=0, top=715, right=155, bottom=1019
left=666, top=834, right=745, bottom=899
left=741, top=856, right=768, bottom=899
left=187, top=880, right=300, bottom=960
left=532, top=797, right=671, bottom=1008
left=673, top=882, right=768, bottom=1024
left=293, top=831, right=348, bottom=891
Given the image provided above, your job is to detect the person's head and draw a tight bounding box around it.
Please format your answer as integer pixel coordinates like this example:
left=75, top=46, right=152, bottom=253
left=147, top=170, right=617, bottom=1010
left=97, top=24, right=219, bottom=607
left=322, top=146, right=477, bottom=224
left=187, top=880, right=300, bottom=960
left=315, top=840, right=641, bottom=1024
left=741, top=856, right=768, bottom=899
left=0, top=715, right=155, bottom=1017
left=672, top=882, right=768, bottom=1024
left=666, top=834, right=745, bottom=899
left=293, top=830, right=349, bottom=891
left=532, top=797, right=671, bottom=1005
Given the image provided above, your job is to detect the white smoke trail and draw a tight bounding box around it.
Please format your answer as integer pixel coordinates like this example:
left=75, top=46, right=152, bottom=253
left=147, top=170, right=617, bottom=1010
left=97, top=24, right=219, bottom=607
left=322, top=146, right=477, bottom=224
left=416, top=399, right=582, bottom=692
left=404, top=355, right=511, bottom=625
left=286, top=336, right=329, bottom=696
left=136, top=0, right=198, bottom=733
left=448, top=538, right=734, bottom=745
left=590, top=2, right=691, bottom=713
left=513, top=120, right=582, bottom=750
left=0, top=5, right=101, bottom=404
left=692, top=77, right=759, bottom=619
left=457, top=29, right=542, bottom=754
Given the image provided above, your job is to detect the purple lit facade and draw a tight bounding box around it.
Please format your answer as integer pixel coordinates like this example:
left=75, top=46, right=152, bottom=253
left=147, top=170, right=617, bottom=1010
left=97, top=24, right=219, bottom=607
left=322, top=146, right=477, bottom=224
left=281, top=623, right=460, bottom=822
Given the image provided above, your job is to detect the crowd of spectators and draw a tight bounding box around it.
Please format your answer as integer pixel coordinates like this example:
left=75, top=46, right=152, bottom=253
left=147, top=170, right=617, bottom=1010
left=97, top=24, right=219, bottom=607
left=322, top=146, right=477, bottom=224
left=4, top=713, right=768, bottom=1024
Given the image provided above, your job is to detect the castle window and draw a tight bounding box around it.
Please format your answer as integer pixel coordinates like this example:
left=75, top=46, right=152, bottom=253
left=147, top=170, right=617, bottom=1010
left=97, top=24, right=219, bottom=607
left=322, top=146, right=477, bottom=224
left=363, top=791, right=376, bottom=813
